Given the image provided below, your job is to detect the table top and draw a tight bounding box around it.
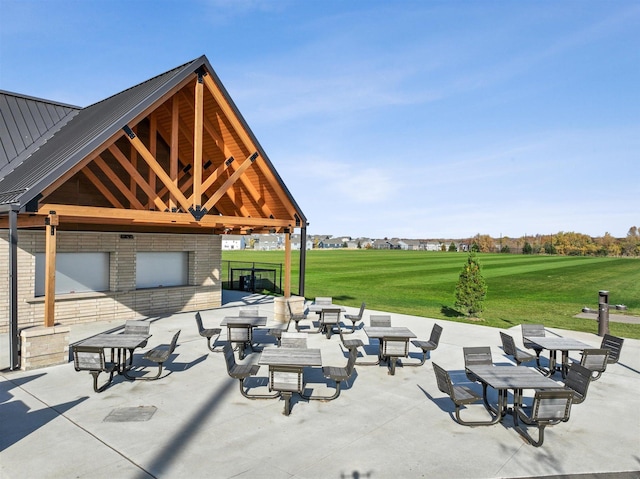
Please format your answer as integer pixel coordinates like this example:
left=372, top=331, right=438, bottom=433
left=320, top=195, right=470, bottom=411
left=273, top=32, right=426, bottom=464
left=78, top=333, right=151, bottom=349
left=364, top=326, right=417, bottom=339
left=221, top=316, right=267, bottom=327
left=467, top=365, right=564, bottom=390
left=308, top=304, right=346, bottom=313
left=523, top=336, right=593, bottom=351
left=258, top=347, right=322, bottom=367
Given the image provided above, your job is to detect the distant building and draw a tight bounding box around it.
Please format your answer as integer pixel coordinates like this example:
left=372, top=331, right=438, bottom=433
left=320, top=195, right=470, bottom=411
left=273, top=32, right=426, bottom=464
left=221, top=235, right=245, bottom=250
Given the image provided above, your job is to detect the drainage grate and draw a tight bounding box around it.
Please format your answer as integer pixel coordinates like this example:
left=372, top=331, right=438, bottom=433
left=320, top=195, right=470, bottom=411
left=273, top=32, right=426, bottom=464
left=104, top=406, right=157, bottom=423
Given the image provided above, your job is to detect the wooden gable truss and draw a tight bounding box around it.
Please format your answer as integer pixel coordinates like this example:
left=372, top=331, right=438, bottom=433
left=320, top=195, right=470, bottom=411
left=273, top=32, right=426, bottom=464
left=11, top=68, right=301, bottom=235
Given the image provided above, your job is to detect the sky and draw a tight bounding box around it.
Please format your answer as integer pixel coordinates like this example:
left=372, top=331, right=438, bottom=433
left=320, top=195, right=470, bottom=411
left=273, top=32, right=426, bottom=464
left=1, top=0, right=638, bottom=240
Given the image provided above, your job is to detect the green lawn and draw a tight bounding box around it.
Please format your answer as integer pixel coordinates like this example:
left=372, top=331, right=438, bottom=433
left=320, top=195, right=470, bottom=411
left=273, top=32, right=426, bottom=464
left=222, top=249, right=640, bottom=339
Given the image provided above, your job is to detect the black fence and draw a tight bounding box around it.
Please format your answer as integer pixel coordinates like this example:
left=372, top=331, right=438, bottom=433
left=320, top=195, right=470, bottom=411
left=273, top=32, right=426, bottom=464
left=222, top=261, right=283, bottom=295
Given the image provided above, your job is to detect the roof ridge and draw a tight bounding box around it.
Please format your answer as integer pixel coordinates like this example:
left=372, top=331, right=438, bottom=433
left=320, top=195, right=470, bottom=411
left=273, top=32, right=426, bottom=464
left=0, top=89, right=81, bottom=110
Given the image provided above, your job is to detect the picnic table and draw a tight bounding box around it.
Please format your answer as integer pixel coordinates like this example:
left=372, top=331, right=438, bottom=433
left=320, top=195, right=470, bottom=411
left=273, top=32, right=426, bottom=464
left=259, top=346, right=322, bottom=415
left=76, top=333, right=151, bottom=374
left=221, top=316, right=268, bottom=359
left=364, top=326, right=417, bottom=374
left=523, top=336, right=593, bottom=378
left=466, top=364, right=564, bottom=421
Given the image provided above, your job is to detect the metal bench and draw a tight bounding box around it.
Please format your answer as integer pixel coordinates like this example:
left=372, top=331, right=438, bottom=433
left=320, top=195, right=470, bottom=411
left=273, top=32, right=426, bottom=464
left=223, top=343, right=278, bottom=400
left=124, top=330, right=180, bottom=381
left=72, top=345, right=117, bottom=393
left=409, top=323, right=443, bottom=366
left=500, top=332, right=536, bottom=366
left=195, top=312, right=222, bottom=352
left=433, top=362, right=497, bottom=426
left=513, top=389, right=574, bottom=447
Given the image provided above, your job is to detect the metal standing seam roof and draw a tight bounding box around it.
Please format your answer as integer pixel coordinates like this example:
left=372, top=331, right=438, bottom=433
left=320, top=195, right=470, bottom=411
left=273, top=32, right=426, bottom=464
left=0, top=91, right=79, bottom=177
left=0, top=55, right=307, bottom=225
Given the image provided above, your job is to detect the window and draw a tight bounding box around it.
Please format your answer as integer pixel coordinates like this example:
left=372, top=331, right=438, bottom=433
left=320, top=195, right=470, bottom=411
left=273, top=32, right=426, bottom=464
left=35, top=252, right=110, bottom=296
left=136, top=252, right=188, bottom=289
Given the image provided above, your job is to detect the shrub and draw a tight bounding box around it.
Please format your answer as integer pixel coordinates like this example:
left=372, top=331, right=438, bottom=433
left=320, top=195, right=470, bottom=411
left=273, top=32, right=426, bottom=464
left=454, top=252, right=487, bottom=317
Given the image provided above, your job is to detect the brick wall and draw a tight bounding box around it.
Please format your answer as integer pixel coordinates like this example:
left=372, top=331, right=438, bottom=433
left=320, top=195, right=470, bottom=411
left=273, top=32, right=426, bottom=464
left=0, top=231, right=222, bottom=333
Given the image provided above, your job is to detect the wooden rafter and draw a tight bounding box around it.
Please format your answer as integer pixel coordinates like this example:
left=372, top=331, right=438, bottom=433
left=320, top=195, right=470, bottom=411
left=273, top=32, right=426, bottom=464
left=202, top=152, right=258, bottom=213
left=81, top=167, right=125, bottom=209
left=202, top=74, right=299, bottom=220
left=120, top=129, right=192, bottom=211
left=93, top=155, right=145, bottom=209
left=108, top=145, right=168, bottom=211
left=177, top=89, right=273, bottom=219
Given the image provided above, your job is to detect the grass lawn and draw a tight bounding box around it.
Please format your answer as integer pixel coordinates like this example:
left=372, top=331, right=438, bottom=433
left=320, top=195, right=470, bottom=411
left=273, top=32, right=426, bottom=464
left=222, top=249, right=640, bottom=339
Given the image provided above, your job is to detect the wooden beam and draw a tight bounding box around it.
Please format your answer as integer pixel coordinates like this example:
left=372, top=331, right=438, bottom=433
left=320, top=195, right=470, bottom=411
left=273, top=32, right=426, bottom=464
left=39, top=130, right=126, bottom=200
left=44, top=212, right=58, bottom=327
left=202, top=74, right=299, bottom=219
left=122, top=128, right=191, bottom=211
left=170, top=96, right=180, bottom=210
left=202, top=152, right=258, bottom=213
left=81, top=168, right=125, bottom=209
left=147, top=114, right=158, bottom=209
left=37, top=204, right=293, bottom=229
left=193, top=71, right=205, bottom=209
left=96, top=153, right=146, bottom=210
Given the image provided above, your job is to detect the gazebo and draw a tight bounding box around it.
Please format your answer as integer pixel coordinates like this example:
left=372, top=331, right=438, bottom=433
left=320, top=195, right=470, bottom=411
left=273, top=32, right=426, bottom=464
left=0, top=55, right=307, bottom=370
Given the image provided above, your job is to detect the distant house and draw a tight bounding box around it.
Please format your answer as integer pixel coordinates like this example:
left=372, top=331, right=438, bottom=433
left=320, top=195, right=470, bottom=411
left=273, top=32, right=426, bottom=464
left=291, top=234, right=313, bottom=250
left=255, top=234, right=282, bottom=250
left=319, top=237, right=346, bottom=249
left=221, top=235, right=245, bottom=250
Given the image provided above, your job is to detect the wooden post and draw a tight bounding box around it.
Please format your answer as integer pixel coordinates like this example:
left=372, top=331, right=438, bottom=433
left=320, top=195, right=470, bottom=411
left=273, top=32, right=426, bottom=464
left=284, top=230, right=291, bottom=298
left=193, top=70, right=204, bottom=210
left=44, top=212, right=58, bottom=327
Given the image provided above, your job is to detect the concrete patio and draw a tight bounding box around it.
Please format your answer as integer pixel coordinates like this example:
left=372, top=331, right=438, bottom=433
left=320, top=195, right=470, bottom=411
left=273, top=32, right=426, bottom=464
left=1, top=291, right=639, bottom=479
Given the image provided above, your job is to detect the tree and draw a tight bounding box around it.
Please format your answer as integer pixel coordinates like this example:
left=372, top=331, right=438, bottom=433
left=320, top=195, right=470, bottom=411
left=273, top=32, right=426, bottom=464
left=448, top=242, right=457, bottom=252
left=454, top=252, right=487, bottom=317
left=522, top=241, right=533, bottom=254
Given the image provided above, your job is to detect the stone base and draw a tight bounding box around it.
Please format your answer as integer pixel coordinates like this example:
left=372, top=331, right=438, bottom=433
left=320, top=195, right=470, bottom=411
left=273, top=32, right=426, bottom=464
left=20, top=324, right=70, bottom=370
left=274, top=295, right=305, bottom=323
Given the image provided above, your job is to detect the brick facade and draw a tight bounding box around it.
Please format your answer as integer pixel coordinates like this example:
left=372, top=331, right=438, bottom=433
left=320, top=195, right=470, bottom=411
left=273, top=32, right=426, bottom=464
left=0, top=230, right=222, bottom=333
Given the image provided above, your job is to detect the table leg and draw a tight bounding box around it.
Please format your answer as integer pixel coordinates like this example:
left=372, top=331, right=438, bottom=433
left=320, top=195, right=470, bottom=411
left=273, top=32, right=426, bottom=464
left=561, top=351, right=570, bottom=379
left=282, top=392, right=292, bottom=416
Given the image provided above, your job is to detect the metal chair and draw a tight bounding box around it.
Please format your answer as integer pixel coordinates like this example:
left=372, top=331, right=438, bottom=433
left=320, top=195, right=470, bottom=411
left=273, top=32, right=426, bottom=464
left=337, top=322, right=378, bottom=366
left=579, top=348, right=610, bottom=381
left=409, top=323, right=443, bottom=366
left=223, top=343, right=278, bottom=400
left=601, top=334, right=624, bottom=364
left=563, top=363, right=592, bottom=406
left=513, top=389, right=573, bottom=447
left=195, top=312, right=222, bottom=352
left=267, top=314, right=293, bottom=346
left=124, top=330, right=181, bottom=381
left=463, top=346, right=493, bottom=382
left=500, top=332, right=536, bottom=366
left=304, top=347, right=358, bottom=401
left=287, top=300, right=308, bottom=332
left=343, top=302, right=365, bottom=333
left=72, top=345, right=117, bottom=393
left=432, top=362, right=498, bottom=426
left=521, top=323, right=545, bottom=367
